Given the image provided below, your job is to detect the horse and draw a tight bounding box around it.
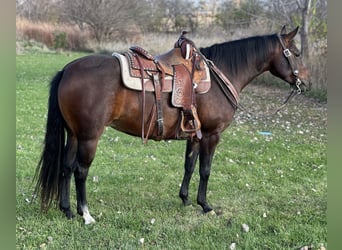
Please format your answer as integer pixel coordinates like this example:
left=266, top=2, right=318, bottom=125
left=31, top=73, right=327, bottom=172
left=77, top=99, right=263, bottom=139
left=34, top=26, right=311, bottom=224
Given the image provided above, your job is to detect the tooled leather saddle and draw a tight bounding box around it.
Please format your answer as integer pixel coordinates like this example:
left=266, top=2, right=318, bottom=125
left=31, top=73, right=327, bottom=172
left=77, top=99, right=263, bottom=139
left=113, top=32, right=210, bottom=142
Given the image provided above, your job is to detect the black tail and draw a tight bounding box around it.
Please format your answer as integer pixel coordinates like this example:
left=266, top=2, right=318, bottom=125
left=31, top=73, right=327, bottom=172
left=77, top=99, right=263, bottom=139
left=34, top=70, right=65, bottom=211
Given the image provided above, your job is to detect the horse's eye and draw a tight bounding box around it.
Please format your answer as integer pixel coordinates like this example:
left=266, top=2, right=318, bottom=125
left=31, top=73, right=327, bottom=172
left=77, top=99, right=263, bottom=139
left=294, top=50, right=301, bottom=57
left=291, top=46, right=301, bottom=57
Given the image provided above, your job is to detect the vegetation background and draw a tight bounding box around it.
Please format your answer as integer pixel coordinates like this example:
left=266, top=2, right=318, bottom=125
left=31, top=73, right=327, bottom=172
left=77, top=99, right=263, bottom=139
left=16, top=0, right=327, bottom=100
left=16, top=0, right=327, bottom=249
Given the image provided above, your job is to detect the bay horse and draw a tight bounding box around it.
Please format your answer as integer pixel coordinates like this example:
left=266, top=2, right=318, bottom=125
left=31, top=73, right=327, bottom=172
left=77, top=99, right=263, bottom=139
left=34, top=26, right=311, bottom=224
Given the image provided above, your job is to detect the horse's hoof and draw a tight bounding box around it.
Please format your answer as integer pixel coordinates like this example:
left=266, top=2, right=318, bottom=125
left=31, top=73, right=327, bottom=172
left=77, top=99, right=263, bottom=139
left=62, top=209, right=75, bottom=220
left=182, top=199, right=192, bottom=206
left=66, top=213, right=75, bottom=220
left=84, top=216, right=96, bottom=225
left=83, top=211, right=96, bottom=225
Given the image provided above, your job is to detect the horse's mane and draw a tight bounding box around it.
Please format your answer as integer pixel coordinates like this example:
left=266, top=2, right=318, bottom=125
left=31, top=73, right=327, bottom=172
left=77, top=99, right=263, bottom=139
left=200, top=33, right=279, bottom=77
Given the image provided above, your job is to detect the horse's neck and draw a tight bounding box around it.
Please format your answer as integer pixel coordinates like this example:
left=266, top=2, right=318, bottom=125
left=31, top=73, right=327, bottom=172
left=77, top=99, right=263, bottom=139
left=204, top=38, right=274, bottom=93
left=215, top=56, right=270, bottom=94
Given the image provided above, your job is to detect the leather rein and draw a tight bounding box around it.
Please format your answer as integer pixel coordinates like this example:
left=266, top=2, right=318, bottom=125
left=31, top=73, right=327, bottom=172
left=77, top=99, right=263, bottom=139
left=194, top=34, right=306, bottom=117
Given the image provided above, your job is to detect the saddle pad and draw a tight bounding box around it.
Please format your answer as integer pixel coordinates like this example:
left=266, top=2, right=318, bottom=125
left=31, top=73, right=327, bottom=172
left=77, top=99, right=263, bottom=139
left=112, top=52, right=211, bottom=94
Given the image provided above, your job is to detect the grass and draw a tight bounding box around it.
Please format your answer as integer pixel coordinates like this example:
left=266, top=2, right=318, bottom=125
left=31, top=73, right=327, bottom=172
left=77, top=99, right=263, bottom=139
left=16, top=52, right=327, bottom=249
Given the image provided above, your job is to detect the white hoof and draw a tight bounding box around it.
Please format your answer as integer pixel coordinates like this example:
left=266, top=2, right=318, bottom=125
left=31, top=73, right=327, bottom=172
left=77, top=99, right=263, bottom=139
left=82, top=206, right=96, bottom=225
left=83, top=213, right=96, bottom=225
left=84, top=214, right=96, bottom=225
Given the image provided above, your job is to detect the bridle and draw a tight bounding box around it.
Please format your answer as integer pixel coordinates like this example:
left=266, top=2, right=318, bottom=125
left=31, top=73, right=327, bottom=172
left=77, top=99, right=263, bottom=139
left=192, top=33, right=308, bottom=117
left=244, top=33, right=311, bottom=116
left=277, top=33, right=305, bottom=95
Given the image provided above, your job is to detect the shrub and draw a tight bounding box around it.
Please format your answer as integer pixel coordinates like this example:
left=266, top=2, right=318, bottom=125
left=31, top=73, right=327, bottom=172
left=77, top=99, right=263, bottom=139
left=53, top=32, right=67, bottom=49
left=16, top=18, right=90, bottom=51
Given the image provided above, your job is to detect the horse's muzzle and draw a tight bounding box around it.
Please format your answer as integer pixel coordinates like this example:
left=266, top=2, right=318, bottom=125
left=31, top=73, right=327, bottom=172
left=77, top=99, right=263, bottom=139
left=301, top=80, right=312, bottom=92
left=295, top=78, right=311, bottom=93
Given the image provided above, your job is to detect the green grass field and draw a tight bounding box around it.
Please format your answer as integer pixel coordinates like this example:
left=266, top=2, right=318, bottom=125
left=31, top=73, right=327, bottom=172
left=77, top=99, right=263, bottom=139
left=16, top=51, right=327, bottom=249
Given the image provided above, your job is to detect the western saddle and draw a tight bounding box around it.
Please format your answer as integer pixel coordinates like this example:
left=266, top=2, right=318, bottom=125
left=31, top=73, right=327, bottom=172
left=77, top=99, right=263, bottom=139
left=116, top=32, right=209, bottom=142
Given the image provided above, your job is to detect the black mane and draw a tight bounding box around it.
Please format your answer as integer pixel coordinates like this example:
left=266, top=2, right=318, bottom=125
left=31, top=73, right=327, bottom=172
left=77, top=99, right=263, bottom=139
left=200, top=34, right=279, bottom=78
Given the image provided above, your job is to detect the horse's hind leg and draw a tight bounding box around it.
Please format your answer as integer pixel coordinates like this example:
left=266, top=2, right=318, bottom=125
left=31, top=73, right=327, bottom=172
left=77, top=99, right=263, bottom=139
left=179, top=139, right=200, bottom=206
left=59, top=133, right=78, bottom=219
left=74, top=138, right=99, bottom=224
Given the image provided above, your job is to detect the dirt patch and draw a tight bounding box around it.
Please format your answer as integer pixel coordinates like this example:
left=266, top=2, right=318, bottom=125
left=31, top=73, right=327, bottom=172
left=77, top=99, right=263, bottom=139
left=234, top=83, right=327, bottom=132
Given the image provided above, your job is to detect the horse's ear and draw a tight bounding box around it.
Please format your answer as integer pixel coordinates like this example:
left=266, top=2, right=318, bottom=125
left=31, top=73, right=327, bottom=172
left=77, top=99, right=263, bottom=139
left=285, top=26, right=299, bottom=41
left=280, top=25, right=287, bottom=34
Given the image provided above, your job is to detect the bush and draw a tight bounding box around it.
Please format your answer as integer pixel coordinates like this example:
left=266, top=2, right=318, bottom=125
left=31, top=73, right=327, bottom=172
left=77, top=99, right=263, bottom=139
left=16, top=18, right=90, bottom=51
left=53, top=32, right=67, bottom=49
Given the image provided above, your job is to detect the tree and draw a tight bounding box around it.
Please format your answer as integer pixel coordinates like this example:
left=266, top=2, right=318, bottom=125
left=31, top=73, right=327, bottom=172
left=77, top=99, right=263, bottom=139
left=298, top=0, right=312, bottom=60
left=216, top=0, right=266, bottom=30
left=16, top=0, right=61, bottom=22
left=143, top=0, right=168, bottom=32
left=60, top=0, right=146, bottom=44
left=158, top=0, right=198, bottom=33
left=266, top=0, right=327, bottom=60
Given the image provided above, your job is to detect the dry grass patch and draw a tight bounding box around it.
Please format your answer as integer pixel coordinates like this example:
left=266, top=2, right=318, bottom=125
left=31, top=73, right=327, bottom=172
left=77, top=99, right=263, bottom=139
left=16, top=17, right=90, bottom=51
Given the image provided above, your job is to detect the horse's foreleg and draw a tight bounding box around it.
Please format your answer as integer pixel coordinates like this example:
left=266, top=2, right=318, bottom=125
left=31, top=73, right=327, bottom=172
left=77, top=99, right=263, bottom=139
left=197, top=134, right=220, bottom=213
left=59, top=135, right=78, bottom=219
left=179, top=139, right=200, bottom=206
left=74, top=139, right=98, bottom=224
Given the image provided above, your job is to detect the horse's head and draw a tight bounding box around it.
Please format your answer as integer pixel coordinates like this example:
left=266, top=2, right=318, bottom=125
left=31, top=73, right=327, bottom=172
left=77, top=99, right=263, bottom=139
left=270, top=26, right=312, bottom=93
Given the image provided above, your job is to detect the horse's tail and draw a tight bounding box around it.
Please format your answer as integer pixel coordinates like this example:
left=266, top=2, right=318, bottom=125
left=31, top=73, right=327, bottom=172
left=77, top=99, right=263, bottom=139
left=34, top=70, right=65, bottom=211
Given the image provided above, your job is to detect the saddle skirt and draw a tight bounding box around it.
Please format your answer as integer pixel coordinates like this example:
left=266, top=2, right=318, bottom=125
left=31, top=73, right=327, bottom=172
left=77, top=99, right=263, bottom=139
left=112, top=47, right=211, bottom=94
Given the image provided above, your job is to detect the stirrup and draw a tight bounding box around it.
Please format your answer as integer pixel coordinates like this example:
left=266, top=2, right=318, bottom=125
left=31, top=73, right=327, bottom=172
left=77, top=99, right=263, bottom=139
left=180, top=105, right=202, bottom=137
